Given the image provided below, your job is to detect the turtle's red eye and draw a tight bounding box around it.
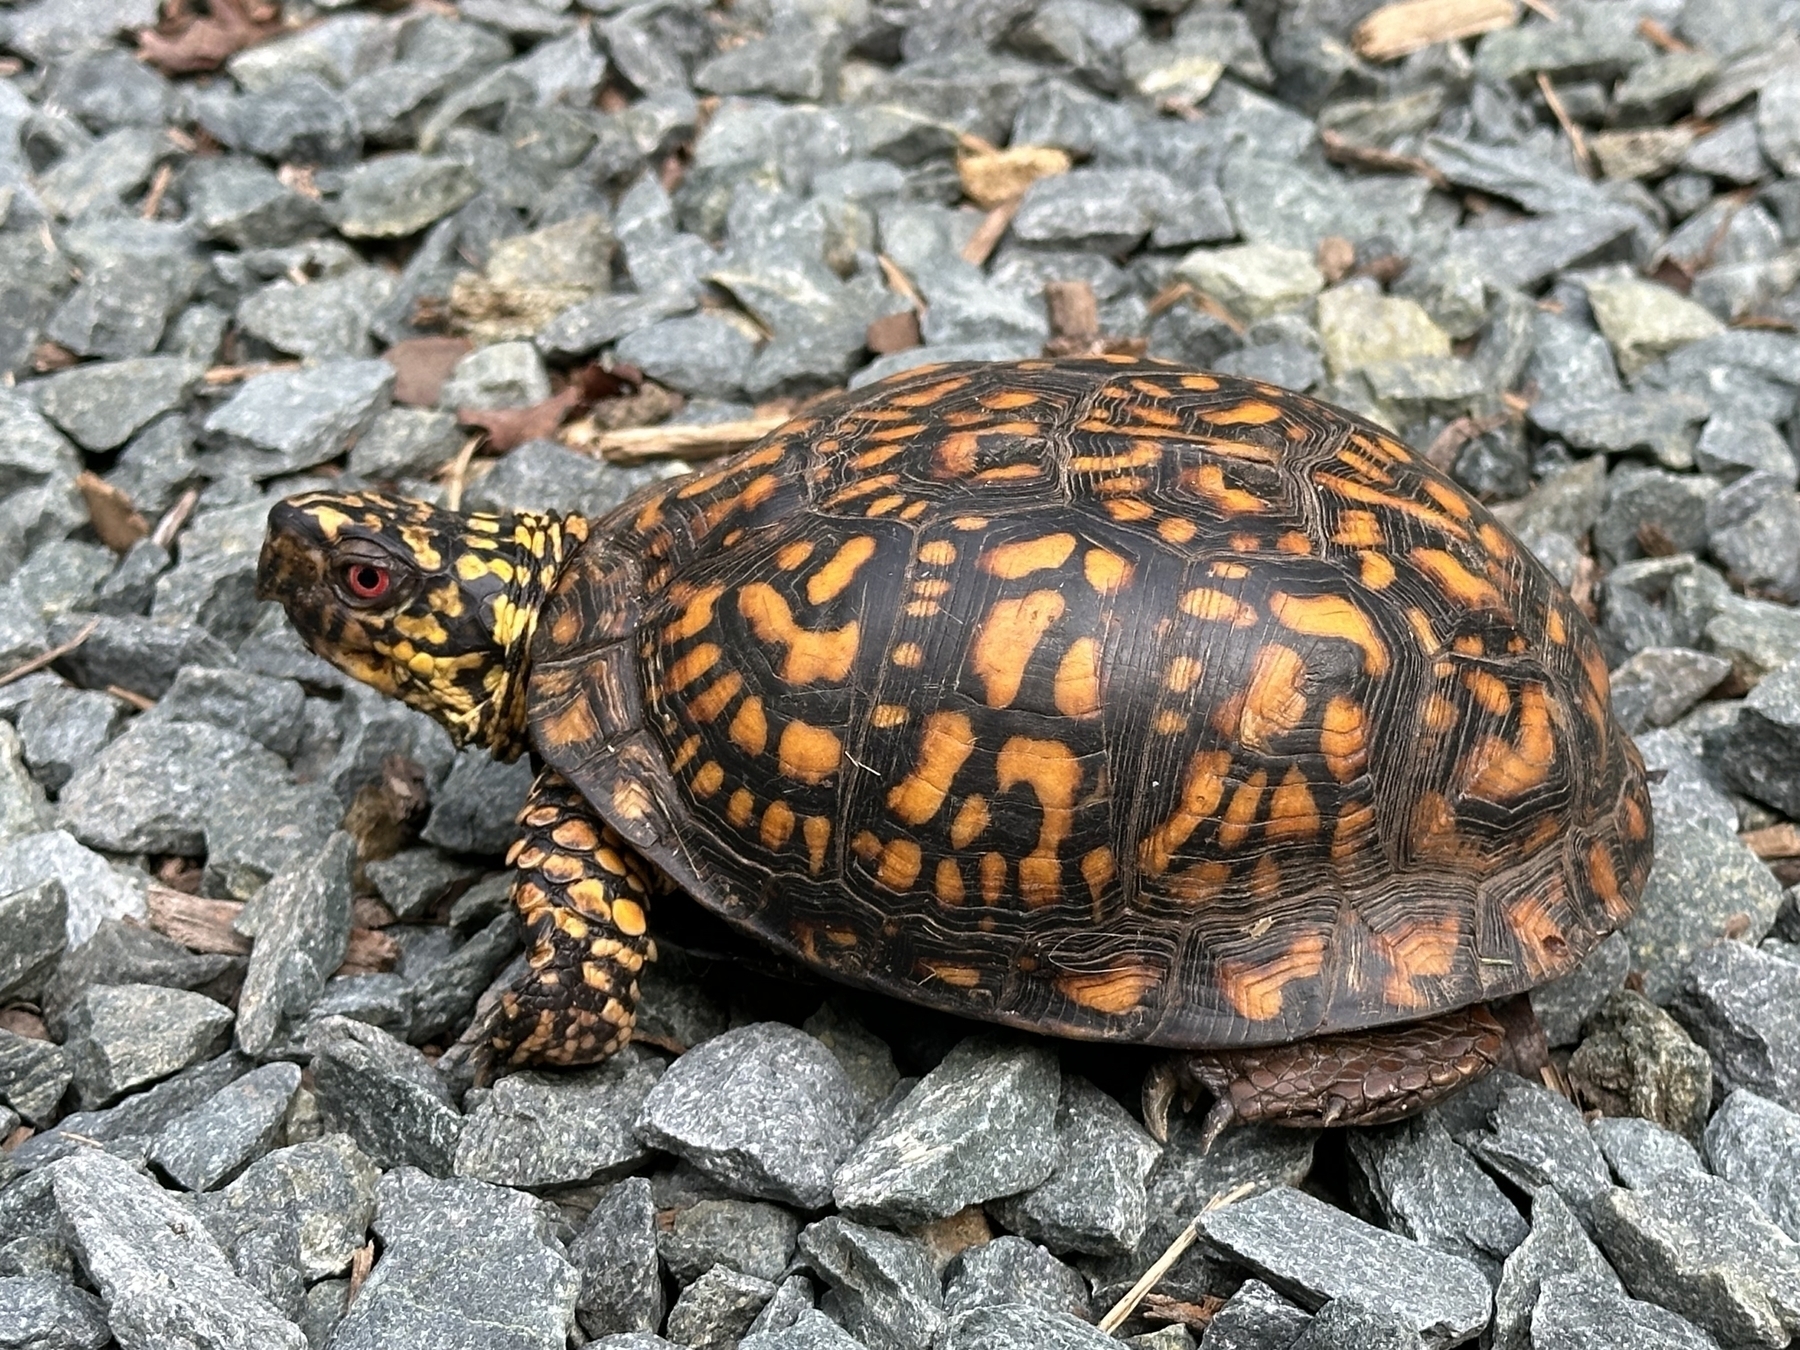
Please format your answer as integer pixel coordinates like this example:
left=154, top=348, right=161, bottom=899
left=344, top=563, right=390, bottom=600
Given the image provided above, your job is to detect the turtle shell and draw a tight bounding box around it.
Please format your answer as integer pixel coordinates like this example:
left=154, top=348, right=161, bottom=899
left=526, top=358, right=1652, bottom=1051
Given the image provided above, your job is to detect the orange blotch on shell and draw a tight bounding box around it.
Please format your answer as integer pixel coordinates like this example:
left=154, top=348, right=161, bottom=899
left=892, top=642, right=924, bottom=668
left=778, top=721, right=842, bottom=785
left=980, top=852, right=1008, bottom=904
left=1185, top=463, right=1265, bottom=515
left=1159, top=517, right=1197, bottom=544
left=951, top=795, right=990, bottom=849
left=1216, top=769, right=1268, bottom=850
left=1080, top=846, right=1114, bottom=906
left=664, top=643, right=721, bottom=692
left=1359, top=551, right=1397, bottom=589
left=760, top=800, right=795, bottom=851
left=1084, top=548, right=1133, bottom=594
left=1165, top=655, right=1203, bottom=693
left=805, top=536, right=880, bottom=604
left=1179, top=587, right=1257, bottom=626
left=738, top=583, right=861, bottom=684
left=1421, top=478, right=1474, bottom=520
left=776, top=540, right=816, bottom=570
left=1506, top=893, right=1568, bottom=979
left=1054, top=638, right=1102, bottom=717
left=1423, top=693, right=1459, bottom=734
left=688, top=670, right=744, bottom=723
left=1376, top=916, right=1463, bottom=1010
left=1209, top=561, right=1250, bottom=579
left=1180, top=373, right=1220, bottom=391
left=1103, top=499, right=1155, bottom=522
left=1265, top=767, right=1320, bottom=841
left=982, top=533, right=1077, bottom=579
left=1141, top=750, right=1232, bottom=875
left=1219, top=934, right=1327, bottom=1021
left=981, top=389, right=1040, bottom=409
left=1277, top=530, right=1312, bottom=555
left=877, top=838, right=923, bottom=891
left=1236, top=644, right=1308, bottom=748
left=935, top=858, right=965, bottom=906
left=887, top=712, right=979, bottom=826
left=537, top=694, right=600, bottom=752
left=871, top=703, right=909, bottom=728
left=1463, top=684, right=1556, bottom=800
left=1269, top=592, right=1390, bottom=677
left=1332, top=801, right=1376, bottom=861
left=1168, top=860, right=1230, bottom=904
left=550, top=608, right=582, bottom=646
left=729, top=697, right=768, bottom=757
left=1477, top=521, right=1514, bottom=559
left=1209, top=399, right=1282, bottom=426
left=1588, top=839, right=1630, bottom=920
left=670, top=734, right=701, bottom=773
left=1333, top=509, right=1384, bottom=547
left=919, top=539, right=958, bottom=567
left=804, top=816, right=832, bottom=874
left=1055, top=963, right=1162, bottom=1015
left=1546, top=605, right=1568, bottom=646
left=1153, top=709, right=1187, bottom=735
left=1314, top=473, right=1470, bottom=541
left=691, top=760, right=725, bottom=797
left=919, top=960, right=982, bottom=988
left=1320, top=695, right=1368, bottom=782
left=1462, top=668, right=1511, bottom=717
left=970, top=590, right=1066, bottom=707
left=1411, top=548, right=1505, bottom=612
left=726, top=788, right=755, bottom=828
left=996, top=737, right=1080, bottom=908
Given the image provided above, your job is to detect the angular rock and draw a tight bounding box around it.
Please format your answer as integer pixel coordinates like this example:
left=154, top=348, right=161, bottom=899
left=304, top=1017, right=462, bottom=1175
left=986, top=1075, right=1159, bottom=1258
left=636, top=1022, right=859, bottom=1209
left=1531, top=1272, right=1721, bottom=1350
left=1591, top=1115, right=1703, bottom=1190
left=1347, top=1110, right=1527, bottom=1283
left=1673, top=940, right=1800, bottom=1113
left=235, top=833, right=355, bottom=1056
left=1173, top=242, right=1322, bottom=323
left=742, top=1308, right=865, bottom=1350
left=50, top=1149, right=305, bottom=1349
left=1460, top=1075, right=1612, bottom=1225
left=454, top=1047, right=663, bottom=1189
left=571, top=1176, right=666, bottom=1339
left=1593, top=1169, right=1800, bottom=1348
left=1197, top=1186, right=1490, bottom=1348
left=1491, top=1188, right=1622, bottom=1350
left=0, top=1028, right=72, bottom=1127
left=1201, top=1278, right=1313, bottom=1350
left=0, top=1273, right=110, bottom=1350
left=935, top=1305, right=1115, bottom=1350
left=1584, top=272, right=1726, bottom=377
left=1533, top=931, right=1633, bottom=1049
left=1704, top=1089, right=1800, bottom=1241
left=335, top=153, right=479, bottom=239
left=0, top=831, right=145, bottom=950
left=35, top=356, right=204, bottom=452
left=201, top=360, right=393, bottom=479
left=941, top=1236, right=1090, bottom=1320
left=147, top=1061, right=301, bottom=1193
left=1316, top=285, right=1451, bottom=378
left=659, top=1198, right=799, bottom=1286
left=1567, top=989, right=1713, bottom=1140
left=346, top=407, right=464, bottom=482
left=664, top=1264, right=777, bottom=1350
left=833, top=1038, right=1059, bottom=1227
left=0, top=879, right=64, bottom=1006
left=62, top=983, right=236, bottom=1110
left=795, top=1218, right=944, bottom=1350
left=328, top=1167, right=579, bottom=1350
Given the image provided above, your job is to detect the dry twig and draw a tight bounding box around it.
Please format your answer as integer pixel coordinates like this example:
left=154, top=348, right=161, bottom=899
left=961, top=199, right=1022, bottom=268
left=140, top=162, right=173, bottom=220
left=1098, top=1181, right=1259, bottom=1334
left=571, top=413, right=792, bottom=465
left=439, top=434, right=484, bottom=513
left=76, top=471, right=150, bottom=552
left=152, top=486, right=202, bottom=550
left=146, top=886, right=252, bottom=955
left=1536, top=73, right=1593, bottom=176
left=0, top=618, right=98, bottom=689
left=1320, top=129, right=1450, bottom=188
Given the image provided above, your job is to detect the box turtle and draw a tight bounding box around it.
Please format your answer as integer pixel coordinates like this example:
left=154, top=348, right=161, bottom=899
left=258, top=357, right=1652, bottom=1145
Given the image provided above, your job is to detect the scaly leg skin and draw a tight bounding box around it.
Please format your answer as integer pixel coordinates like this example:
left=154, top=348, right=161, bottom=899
left=1143, top=1002, right=1518, bottom=1150
left=446, top=767, right=658, bottom=1083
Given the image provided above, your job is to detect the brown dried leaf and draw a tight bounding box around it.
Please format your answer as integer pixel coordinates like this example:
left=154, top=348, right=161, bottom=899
left=341, top=754, right=428, bottom=871
left=336, top=927, right=402, bottom=978
left=383, top=336, right=472, bottom=407
left=957, top=145, right=1071, bottom=210
left=76, top=471, right=150, bottom=553
left=138, top=0, right=283, bottom=76
left=460, top=363, right=643, bottom=453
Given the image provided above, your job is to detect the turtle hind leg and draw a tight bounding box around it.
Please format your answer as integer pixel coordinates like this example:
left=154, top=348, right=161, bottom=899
left=447, top=766, right=659, bottom=1080
left=1144, top=1002, right=1517, bottom=1148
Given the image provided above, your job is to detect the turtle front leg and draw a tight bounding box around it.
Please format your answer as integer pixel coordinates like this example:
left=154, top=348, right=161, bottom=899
left=1143, top=1002, right=1514, bottom=1150
left=453, top=766, right=658, bottom=1078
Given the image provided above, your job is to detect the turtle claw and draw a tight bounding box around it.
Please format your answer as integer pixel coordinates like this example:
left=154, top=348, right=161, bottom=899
left=1142, top=1059, right=1182, bottom=1143
left=439, top=993, right=507, bottom=1090
left=1197, top=1098, right=1236, bottom=1155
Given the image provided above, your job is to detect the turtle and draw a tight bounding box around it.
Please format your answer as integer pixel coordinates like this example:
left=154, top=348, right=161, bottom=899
left=256, top=357, right=1652, bottom=1144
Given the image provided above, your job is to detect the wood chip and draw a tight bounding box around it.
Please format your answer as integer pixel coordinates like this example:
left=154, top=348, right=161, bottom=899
left=352, top=896, right=398, bottom=930
left=1637, top=16, right=1690, bottom=51
left=1141, top=1293, right=1228, bottom=1331
left=877, top=254, right=925, bottom=311
left=140, top=161, right=173, bottom=220
left=0, top=1008, right=50, bottom=1041
left=30, top=341, right=78, bottom=373
left=570, top=413, right=792, bottom=465
left=146, top=886, right=251, bottom=956
left=1352, top=0, right=1520, bottom=60
left=1744, top=823, right=1800, bottom=860
left=956, top=144, right=1071, bottom=210
left=151, top=486, right=201, bottom=550
left=76, top=471, right=149, bottom=553
left=439, top=433, right=483, bottom=513
left=866, top=309, right=922, bottom=355
left=960, top=199, right=1022, bottom=268
left=202, top=361, right=300, bottom=385
left=346, top=1241, right=375, bottom=1305
left=1317, top=235, right=1357, bottom=284
left=336, top=927, right=402, bottom=978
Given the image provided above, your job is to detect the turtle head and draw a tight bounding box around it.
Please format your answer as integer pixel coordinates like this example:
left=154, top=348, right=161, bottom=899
left=257, top=490, right=587, bottom=759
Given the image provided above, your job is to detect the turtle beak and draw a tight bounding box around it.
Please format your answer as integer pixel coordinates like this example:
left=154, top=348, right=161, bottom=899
left=257, top=500, right=323, bottom=604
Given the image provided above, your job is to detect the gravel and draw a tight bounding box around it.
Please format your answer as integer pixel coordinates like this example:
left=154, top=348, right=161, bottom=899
left=6, top=0, right=1800, bottom=1342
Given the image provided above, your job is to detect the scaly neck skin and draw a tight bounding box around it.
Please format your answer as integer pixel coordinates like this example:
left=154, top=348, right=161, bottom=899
left=467, top=510, right=588, bottom=761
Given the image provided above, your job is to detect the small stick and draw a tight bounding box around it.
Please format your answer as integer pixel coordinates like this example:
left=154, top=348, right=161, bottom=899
left=202, top=361, right=300, bottom=385
left=346, top=1241, right=376, bottom=1304
left=1520, top=0, right=1558, bottom=17
left=1098, top=1180, right=1259, bottom=1335
left=440, top=433, right=484, bottom=513
left=1637, top=16, right=1689, bottom=51
left=140, top=162, right=173, bottom=219
left=151, top=486, right=201, bottom=550
left=573, top=413, right=791, bottom=465
left=0, top=618, right=99, bottom=689
left=960, top=198, right=1021, bottom=268
left=878, top=253, right=926, bottom=311
left=1320, top=129, right=1450, bottom=189
left=106, top=684, right=156, bottom=711
left=1536, top=73, right=1593, bottom=177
